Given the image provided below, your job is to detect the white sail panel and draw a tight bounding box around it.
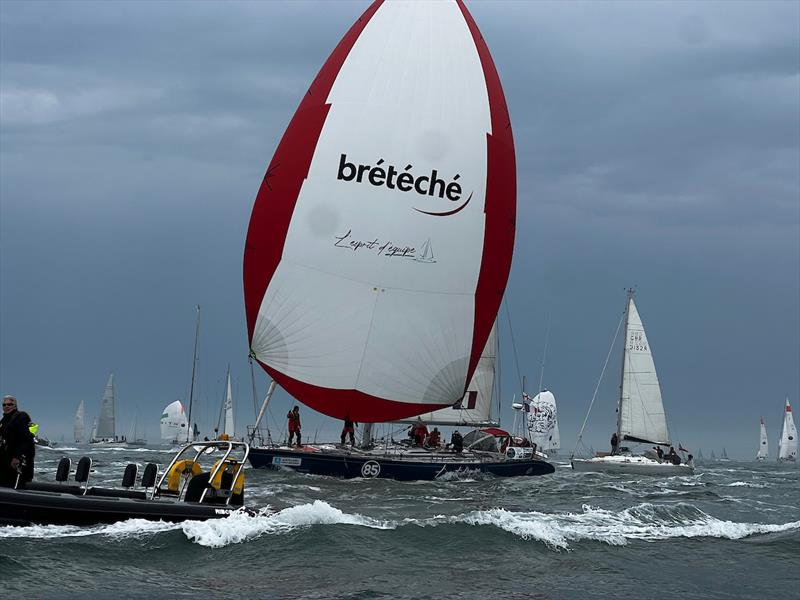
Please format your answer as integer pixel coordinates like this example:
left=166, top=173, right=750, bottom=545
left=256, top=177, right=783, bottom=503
left=778, top=398, right=797, bottom=462
left=245, top=0, right=515, bottom=422
left=74, top=400, right=85, bottom=443
left=399, top=323, right=497, bottom=426
left=95, top=374, right=116, bottom=439
left=526, top=390, right=559, bottom=452
left=619, top=298, right=670, bottom=445
left=756, top=417, right=768, bottom=459
left=160, top=400, right=189, bottom=442
left=223, top=373, right=235, bottom=437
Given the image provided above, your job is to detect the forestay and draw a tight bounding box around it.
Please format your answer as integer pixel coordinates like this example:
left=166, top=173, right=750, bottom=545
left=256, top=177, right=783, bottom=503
left=244, top=0, right=516, bottom=422
left=618, top=298, right=670, bottom=446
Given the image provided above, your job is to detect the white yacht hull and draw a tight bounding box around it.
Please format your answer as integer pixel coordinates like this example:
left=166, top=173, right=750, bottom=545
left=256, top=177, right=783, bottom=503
left=571, top=455, right=694, bottom=475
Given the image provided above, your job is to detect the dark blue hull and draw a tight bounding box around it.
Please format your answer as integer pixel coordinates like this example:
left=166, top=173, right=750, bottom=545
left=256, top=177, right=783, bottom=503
left=248, top=447, right=555, bottom=480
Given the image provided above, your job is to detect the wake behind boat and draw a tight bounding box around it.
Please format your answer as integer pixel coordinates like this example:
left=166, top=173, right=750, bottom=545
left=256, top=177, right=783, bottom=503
left=0, top=441, right=251, bottom=526
left=571, top=289, right=694, bottom=475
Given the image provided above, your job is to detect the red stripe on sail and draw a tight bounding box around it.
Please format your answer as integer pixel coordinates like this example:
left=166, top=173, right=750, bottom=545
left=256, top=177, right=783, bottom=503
left=456, top=0, right=517, bottom=383
left=243, top=0, right=384, bottom=341
left=259, top=361, right=446, bottom=422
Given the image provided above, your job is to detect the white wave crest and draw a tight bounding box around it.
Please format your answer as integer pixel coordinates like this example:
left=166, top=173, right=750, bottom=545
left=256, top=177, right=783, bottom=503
left=0, top=519, right=181, bottom=540
left=441, top=503, right=800, bottom=551
left=182, top=500, right=396, bottom=548
left=726, top=481, right=768, bottom=488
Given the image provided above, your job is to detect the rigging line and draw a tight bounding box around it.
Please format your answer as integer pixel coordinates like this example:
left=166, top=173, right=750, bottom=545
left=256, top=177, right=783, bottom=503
left=502, top=299, right=523, bottom=394
left=537, top=315, right=552, bottom=394
left=571, top=308, right=626, bottom=459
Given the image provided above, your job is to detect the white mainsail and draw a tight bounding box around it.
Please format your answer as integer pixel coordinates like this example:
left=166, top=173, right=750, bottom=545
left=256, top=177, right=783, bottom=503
left=223, top=371, right=235, bottom=437
left=526, top=390, right=560, bottom=452
left=397, top=323, right=498, bottom=427
left=95, top=374, right=116, bottom=439
left=756, top=417, right=768, bottom=460
left=74, top=400, right=85, bottom=443
left=778, top=398, right=797, bottom=462
left=160, top=400, right=190, bottom=442
left=617, top=295, right=670, bottom=446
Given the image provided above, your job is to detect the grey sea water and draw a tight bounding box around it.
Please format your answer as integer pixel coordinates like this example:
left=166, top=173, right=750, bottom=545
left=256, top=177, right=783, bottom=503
left=1, top=447, right=797, bottom=599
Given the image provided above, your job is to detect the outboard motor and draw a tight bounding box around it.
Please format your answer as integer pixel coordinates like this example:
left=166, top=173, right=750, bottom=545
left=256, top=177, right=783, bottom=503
left=56, top=457, right=71, bottom=483
left=75, top=456, right=92, bottom=495
left=122, top=464, right=138, bottom=488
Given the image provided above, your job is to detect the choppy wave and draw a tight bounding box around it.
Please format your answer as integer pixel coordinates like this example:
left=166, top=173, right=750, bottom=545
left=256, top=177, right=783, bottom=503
left=726, top=481, right=768, bottom=488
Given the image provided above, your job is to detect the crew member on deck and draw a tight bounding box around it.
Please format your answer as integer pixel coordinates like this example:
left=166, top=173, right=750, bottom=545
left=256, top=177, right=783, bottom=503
left=412, top=418, right=428, bottom=446
left=610, top=432, right=619, bottom=455
left=426, top=428, right=441, bottom=448
left=287, top=406, right=302, bottom=447
left=341, top=416, right=357, bottom=446
left=0, top=395, right=35, bottom=488
left=450, top=430, right=463, bottom=453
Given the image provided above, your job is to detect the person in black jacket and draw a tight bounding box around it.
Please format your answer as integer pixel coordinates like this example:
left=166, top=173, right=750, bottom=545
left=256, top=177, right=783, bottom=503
left=0, top=395, right=35, bottom=487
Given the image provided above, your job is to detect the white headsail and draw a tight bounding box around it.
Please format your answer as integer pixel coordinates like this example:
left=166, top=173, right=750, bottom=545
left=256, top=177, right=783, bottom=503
left=526, top=390, right=560, bottom=452
left=223, top=371, right=235, bottom=438
left=160, top=400, right=189, bottom=442
left=756, top=417, right=768, bottom=460
left=95, top=373, right=116, bottom=439
left=617, top=295, right=670, bottom=446
left=398, top=323, right=498, bottom=427
left=778, top=398, right=797, bottom=462
left=74, top=400, right=85, bottom=443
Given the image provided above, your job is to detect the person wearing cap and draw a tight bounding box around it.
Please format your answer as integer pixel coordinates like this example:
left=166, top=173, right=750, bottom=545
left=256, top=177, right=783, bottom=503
left=0, top=395, right=36, bottom=487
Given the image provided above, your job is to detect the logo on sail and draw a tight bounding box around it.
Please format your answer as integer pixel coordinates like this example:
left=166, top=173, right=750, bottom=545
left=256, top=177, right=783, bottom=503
left=336, top=153, right=472, bottom=216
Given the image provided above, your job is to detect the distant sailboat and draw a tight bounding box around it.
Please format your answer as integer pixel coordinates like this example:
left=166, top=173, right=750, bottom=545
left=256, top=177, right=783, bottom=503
left=778, top=398, right=797, bottom=462
left=526, top=390, right=560, bottom=456
left=697, top=448, right=704, bottom=462
left=160, top=400, right=190, bottom=444
left=125, top=411, right=148, bottom=447
left=710, top=449, right=717, bottom=462
left=73, top=400, right=85, bottom=443
left=719, top=448, right=731, bottom=462
left=90, top=374, right=119, bottom=445
left=756, top=417, right=768, bottom=461
left=215, top=368, right=235, bottom=440
left=572, top=289, right=694, bottom=475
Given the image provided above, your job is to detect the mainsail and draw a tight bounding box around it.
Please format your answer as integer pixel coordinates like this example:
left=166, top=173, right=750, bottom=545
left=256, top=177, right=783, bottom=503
left=160, top=400, right=189, bottom=442
left=74, top=400, right=85, bottom=443
left=617, top=294, right=670, bottom=446
left=398, top=323, right=498, bottom=427
left=95, top=373, right=116, bottom=439
left=243, top=0, right=516, bottom=423
left=756, top=417, right=768, bottom=460
left=778, top=398, right=797, bottom=462
left=223, top=371, right=235, bottom=437
left=526, top=390, right=560, bottom=452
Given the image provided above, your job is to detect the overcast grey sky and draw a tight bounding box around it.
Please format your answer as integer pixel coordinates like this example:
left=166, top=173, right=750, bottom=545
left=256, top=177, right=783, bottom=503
left=1, top=1, right=797, bottom=458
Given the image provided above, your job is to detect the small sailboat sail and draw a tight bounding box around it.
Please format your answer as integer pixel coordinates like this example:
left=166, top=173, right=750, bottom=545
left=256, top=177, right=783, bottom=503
left=74, top=400, right=85, bottom=443
left=720, top=448, right=731, bottom=462
left=90, top=417, right=98, bottom=442
left=572, top=290, right=693, bottom=475
left=160, top=400, right=190, bottom=443
left=710, top=449, right=717, bottom=461
left=91, top=374, right=116, bottom=443
left=221, top=369, right=235, bottom=439
left=756, top=417, right=768, bottom=461
left=778, top=398, right=797, bottom=462
left=525, top=390, right=560, bottom=454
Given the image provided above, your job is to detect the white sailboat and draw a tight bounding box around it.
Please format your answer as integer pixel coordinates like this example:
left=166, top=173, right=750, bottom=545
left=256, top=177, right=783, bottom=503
left=719, top=448, right=731, bottom=462
left=73, top=400, right=85, bottom=443
left=125, top=410, right=148, bottom=447
left=215, top=368, right=235, bottom=440
left=525, top=390, right=560, bottom=456
left=90, top=374, right=120, bottom=445
left=572, top=290, right=694, bottom=475
left=778, top=398, right=797, bottom=462
left=242, top=0, right=553, bottom=480
left=160, top=400, right=191, bottom=444
left=755, top=417, right=768, bottom=461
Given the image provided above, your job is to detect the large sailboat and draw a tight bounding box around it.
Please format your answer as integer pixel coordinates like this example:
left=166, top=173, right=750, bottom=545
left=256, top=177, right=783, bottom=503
left=89, top=374, right=121, bottom=446
left=756, top=417, right=768, bottom=461
left=572, top=290, right=694, bottom=475
left=243, top=0, right=552, bottom=480
left=778, top=398, right=797, bottom=462
left=160, top=400, right=191, bottom=444
left=73, top=400, right=85, bottom=444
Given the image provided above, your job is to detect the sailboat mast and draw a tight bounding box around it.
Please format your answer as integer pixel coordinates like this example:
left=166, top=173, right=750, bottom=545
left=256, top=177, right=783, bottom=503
left=186, top=304, right=201, bottom=442
left=616, top=289, right=634, bottom=442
